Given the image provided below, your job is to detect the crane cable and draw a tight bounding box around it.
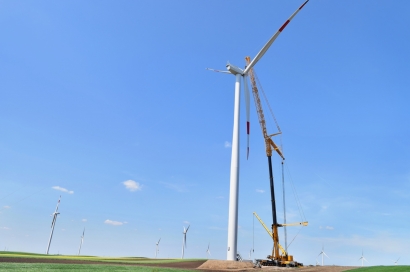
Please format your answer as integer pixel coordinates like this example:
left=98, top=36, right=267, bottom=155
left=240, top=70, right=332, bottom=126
left=285, top=161, right=307, bottom=222
left=254, top=71, right=281, bottom=134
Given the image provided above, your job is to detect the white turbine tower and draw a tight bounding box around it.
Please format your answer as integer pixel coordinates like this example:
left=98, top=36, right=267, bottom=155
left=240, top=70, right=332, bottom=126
left=46, top=196, right=61, bottom=254
left=207, top=0, right=309, bottom=261
left=394, top=257, right=400, bottom=265
left=359, top=250, right=368, bottom=267
left=155, top=238, right=161, bottom=258
left=317, top=246, right=329, bottom=266
left=206, top=243, right=211, bottom=259
left=77, top=228, right=85, bottom=255
left=181, top=225, right=190, bottom=259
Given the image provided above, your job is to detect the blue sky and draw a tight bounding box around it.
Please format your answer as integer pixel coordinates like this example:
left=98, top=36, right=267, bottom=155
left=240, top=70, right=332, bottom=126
left=1, top=0, right=410, bottom=266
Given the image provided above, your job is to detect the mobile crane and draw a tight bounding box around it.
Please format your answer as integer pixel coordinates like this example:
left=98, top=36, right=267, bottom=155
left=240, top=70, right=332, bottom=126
left=253, top=212, right=307, bottom=266
left=246, top=56, right=307, bottom=267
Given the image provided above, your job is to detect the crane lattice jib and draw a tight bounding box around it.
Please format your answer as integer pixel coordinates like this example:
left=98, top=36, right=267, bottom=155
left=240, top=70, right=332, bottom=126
left=245, top=57, right=284, bottom=160
left=253, top=212, right=287, bottom=256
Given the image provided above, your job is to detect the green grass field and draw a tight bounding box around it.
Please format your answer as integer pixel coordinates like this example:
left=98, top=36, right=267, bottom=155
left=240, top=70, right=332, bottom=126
left=0, top=251, right=203, bottom=264
left=349, top=267, right=410, bottom=272
left=0, top=263, right=196, bottom=271
left=0, top=251, right=202, bottom=271
left=2, top=251, right=409, bottom=271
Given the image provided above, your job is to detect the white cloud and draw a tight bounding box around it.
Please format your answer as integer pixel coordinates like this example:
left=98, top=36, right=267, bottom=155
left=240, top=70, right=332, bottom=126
left=216, top=196, right=224, bottom=199
left=82, top=219, right=87, bottom=222
left=104, top=219, right=124, bottom=226
left=52, top=186, right=74, bottom=194
left=3, top=206, right=10, bottom=209
left=183, top=221, right=190, bottom=224
left=161, top=182, right=188, bottom=193
left=224, top=141, right=232, bottom=148
left=1, top=227, right=10, bottom=230
left=256, top=189, right=265, bottom=193
left=122, top=180, right=142, bottom=192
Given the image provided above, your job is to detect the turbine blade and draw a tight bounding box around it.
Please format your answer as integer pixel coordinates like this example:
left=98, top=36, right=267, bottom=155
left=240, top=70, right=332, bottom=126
left=51, top=216, right=56, bottom=228
left=186, top=225, right=190, bottom=232
left=55, top=196, right=61, bottom=213
left=206, top=68, right=231, bottom=74
left=324, top=252, right=329, bottom=258
left=243, top=0, right=309, bottom=75
left=243, top=74, right=251, bottom=159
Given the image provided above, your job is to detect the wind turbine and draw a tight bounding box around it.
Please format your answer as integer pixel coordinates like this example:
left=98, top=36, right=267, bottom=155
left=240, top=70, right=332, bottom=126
left=207, top=0, right=310, bottom=261
left=394, top=257, right=400, bottom=265
left=155, top=238, right=161, bottom=258
left=317, top=246, right=329, bottom=266
left=206, top=243, right=211, bottom=259
left=46, top=196, right=61, bottom=254
left=181, top=225, right=190, bottom=259
left=359, top=250, right=368, bottom=267
left=77, top=228, right=85, bottom=255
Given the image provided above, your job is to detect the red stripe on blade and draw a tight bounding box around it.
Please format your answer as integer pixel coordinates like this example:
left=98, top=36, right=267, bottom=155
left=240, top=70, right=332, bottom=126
left=247, top=122, right=250, bottom=134
left=279, top=20, right=290, bottom=32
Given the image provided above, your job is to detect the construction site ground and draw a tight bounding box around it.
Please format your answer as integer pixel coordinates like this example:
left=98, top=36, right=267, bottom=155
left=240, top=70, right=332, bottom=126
left=0, top=257, right=358, bottom=271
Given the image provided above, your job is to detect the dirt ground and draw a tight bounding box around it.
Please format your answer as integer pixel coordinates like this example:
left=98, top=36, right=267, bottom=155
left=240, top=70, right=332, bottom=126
left=0, top=257, right=358, bottom=271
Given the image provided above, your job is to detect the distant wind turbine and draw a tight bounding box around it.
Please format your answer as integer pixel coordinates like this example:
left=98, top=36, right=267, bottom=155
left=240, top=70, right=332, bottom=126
left=359, top=250, right=368, bottom=267
left=206, top=243, right=211, bottom=259
left=155, top=238, right=161, bottom=258
left=394, top=257, right=400, bottom=265
left=78, top=228, right=85, bottom=255
left=181, top=225, right=190, bottom=259
left=317, top=246, right=329, bottom=266
left=46, top=196, right=61, bottom=254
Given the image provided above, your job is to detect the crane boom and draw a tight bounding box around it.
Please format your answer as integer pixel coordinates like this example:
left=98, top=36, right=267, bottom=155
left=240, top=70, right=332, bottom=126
left=245, top=57, right=284, bottom=159
left=246, top=57, right=307, bottom=266
left=246, top=56, right=281, bottom=260
left=279, top=222, right=308, bottom=227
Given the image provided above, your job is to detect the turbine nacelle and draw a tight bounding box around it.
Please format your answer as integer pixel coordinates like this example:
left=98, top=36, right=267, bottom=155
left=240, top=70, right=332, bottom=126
left=226, top=64, right=244, bottom=75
